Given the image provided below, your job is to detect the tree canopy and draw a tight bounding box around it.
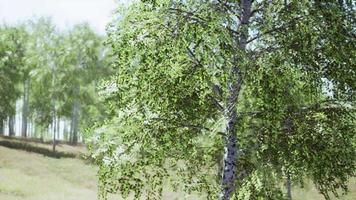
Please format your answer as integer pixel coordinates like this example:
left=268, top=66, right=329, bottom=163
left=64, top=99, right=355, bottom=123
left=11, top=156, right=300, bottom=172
left=89, top=0, right=355, bottom=199
left=0, top=25, right=27, bottom=131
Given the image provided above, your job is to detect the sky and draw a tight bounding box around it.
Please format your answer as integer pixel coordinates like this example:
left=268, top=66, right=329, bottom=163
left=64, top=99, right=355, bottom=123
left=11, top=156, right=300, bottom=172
left=0, top=0, right=124, bottom=35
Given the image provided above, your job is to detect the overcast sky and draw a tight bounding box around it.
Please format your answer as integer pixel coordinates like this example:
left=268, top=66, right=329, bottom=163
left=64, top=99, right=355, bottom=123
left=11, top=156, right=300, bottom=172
left=0, top=0, right=125, bottom=35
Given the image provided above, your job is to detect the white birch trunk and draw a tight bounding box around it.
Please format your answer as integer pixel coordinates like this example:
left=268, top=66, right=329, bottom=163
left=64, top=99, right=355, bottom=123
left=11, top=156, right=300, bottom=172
left=22, top=78, right=30, bottom=137
left=220, top=1, right=252, bottom=199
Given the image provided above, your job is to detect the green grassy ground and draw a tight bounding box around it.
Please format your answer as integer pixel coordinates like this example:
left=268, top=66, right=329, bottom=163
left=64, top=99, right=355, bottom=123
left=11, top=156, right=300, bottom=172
left=293, top=179, right=356, bottom=200
left=0, top=146, right=105, bottom=200
left=0, top=136, right=87, bottom=156
left=0, top=146, right=198, bottom=200
left=0, top=144, right=354, bottom=200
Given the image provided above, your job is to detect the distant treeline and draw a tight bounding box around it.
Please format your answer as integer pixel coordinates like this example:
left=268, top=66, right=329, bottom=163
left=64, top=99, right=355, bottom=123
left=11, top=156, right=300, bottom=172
left=0, top=17, right=112, bottom=148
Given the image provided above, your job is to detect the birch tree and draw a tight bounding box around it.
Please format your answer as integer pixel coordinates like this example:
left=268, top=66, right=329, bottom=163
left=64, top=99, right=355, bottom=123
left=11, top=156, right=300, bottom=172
left=89, top=0, right=355, bottom=199
left=26, top=18, right=62, bottom=143
left=0, top=25, right=27, bottom=136
left=61, top=24, right=103, bottom=145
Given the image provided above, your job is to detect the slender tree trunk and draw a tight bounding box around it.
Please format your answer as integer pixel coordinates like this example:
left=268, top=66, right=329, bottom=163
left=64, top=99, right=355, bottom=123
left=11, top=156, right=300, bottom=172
left=40, top=125, right=44, bottom=142
left=22, top=78, right=30, bottom=138
left=286, top=173, right=292, bottom=200
left=51, top=62, right=56, bottom=151
left=52, top=116, right=56, bottom=152
left=72, top=100, right=79, bottom=145
left=28, top=121, right=31, bottom=137
left=32, top=120, right=35, bottom=138
left=220, top=1, right=251, bottom=199
left=69, top=117, right=74, bottom=142
left=0, top=119, right=4, bottom=135
left=8, top=115, right=15, bottom=136
left=57, top=116, right=60, bottom=140
left=283, top=114, right=293, bottom=200
left=71, top=91, right=80, bottom=145
left=63, top=121, right=68, bottom=141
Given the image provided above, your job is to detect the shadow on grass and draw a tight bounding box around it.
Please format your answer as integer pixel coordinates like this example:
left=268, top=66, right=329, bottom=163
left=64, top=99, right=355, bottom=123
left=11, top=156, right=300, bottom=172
left=0, top=140, right=76, bottom=159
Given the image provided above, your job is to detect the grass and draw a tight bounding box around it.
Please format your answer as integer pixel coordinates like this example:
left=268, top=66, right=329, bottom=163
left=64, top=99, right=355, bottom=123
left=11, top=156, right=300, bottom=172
left=293, top=179, right=356, bottom=200
left=0, top=146, right=107, bottom=200
left=0, top=141, right=355, bottom=200
left=0, top=145, right=197, bottom=200
left=0, top=136, right=87, bottom=156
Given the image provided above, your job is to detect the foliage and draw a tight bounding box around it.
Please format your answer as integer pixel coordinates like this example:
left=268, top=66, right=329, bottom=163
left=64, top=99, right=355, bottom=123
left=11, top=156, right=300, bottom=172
left=89, top=0, right=355, bottom=200
left=0, top=25, right=27, bottom=122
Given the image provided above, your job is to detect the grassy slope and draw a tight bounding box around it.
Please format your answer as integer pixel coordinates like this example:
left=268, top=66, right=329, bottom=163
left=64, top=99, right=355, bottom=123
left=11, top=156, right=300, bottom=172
left=0, top=146, right=196, bottom=200
left=0, top=136, right=87, bottom=156
left=0, top=145, right=355, bottom=200
left=0, top=146, right=104, bottom=200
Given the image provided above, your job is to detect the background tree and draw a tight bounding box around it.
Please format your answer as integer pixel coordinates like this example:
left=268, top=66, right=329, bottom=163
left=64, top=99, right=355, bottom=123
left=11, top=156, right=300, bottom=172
left=26, top=18, right=59, bottom=142
left=60, top=23, right=106, bottom=145
left=0, top=25, right=27, bottom=136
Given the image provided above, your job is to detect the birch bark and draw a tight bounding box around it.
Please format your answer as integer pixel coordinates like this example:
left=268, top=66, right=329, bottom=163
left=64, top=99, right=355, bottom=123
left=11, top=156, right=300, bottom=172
left=221, top=0, right=252, bottom=199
